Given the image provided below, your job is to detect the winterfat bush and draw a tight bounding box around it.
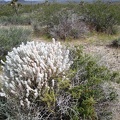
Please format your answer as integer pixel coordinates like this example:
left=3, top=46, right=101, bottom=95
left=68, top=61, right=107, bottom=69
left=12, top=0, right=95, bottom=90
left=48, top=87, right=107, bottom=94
left=1, top=39, right=72, bottom=108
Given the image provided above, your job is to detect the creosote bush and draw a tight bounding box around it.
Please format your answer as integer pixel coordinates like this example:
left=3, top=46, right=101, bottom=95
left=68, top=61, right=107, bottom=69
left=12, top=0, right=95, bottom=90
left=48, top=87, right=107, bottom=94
left=68, top=46, right=119, bottom=119
left=80, top=1, right=120, bottom=34
left=0, top=15, right=31, bottom=25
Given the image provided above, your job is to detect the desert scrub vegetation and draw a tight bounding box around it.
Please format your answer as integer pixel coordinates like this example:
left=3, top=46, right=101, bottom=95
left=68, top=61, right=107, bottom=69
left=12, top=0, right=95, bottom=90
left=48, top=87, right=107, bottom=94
left=0, top=1, right=120, bottom=39
left=0, top=4, right=14, bottom=17
left=0, top=14, right=31, bottom=25
left=47, top=9, right=89, bottom=40
left=0, top=40, right=119, bottom=120
left=0, top=3, right=42, bottom=25
left=31, top=3, right=88, bottom=40
left=79, top=1, right=120, bottom=34
left=0, top=27, right=31, bottom=62
left=0, top=3, right=41, bottom=17
left=30, top=1, right=120, bottom=40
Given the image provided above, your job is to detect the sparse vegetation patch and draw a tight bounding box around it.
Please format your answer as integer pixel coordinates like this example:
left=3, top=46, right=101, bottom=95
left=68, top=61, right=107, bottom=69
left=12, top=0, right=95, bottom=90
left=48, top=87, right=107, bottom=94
left=0, top=27, right=31, bottom=62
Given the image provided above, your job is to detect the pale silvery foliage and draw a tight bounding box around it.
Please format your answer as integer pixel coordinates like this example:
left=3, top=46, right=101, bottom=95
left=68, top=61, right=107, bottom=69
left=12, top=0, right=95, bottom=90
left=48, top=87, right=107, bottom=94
left=49, top=9, right=89, bottom=40
left=1, top=39, right=72, bottom=108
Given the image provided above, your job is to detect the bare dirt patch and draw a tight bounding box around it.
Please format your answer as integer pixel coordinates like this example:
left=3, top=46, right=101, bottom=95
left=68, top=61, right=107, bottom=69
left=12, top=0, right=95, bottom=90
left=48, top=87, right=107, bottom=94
left=83, top=45, right=120, bottom=72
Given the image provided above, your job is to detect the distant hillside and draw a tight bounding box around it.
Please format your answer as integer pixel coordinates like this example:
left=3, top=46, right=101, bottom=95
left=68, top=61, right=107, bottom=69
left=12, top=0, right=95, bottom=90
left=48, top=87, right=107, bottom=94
left=0, top=0, right=5, bottom=4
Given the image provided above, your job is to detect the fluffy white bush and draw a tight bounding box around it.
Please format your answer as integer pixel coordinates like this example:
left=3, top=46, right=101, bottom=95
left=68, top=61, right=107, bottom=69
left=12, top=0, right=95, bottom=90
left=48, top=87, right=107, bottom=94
left=1, top=39, right=72, bottom=108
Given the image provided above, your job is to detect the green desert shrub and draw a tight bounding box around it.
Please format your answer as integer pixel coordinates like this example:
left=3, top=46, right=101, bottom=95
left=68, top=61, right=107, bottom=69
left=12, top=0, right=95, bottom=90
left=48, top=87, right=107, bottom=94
left=31, top=3, right=64, bottom=32
left=80, top=1, right=120, bottom=34
left=0, top=27, right=31, bottom=62
left=68, top=46, right=119, bottom=119
left=0, top=14, right=31, bottom=25
left=0, top=5, right=14, bottom=17
left=31, top=3, right=64, bottom=25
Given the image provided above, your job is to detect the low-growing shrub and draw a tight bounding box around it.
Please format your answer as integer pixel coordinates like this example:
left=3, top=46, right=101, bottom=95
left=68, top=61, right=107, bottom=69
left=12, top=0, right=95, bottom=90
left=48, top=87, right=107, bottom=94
left=68, top=46, right=120, bottom=119
left=0, top=27, right=31, bottom=62
left=0, top=14, right=31, bottom=25
left=0, top=4, right=14, bottom=17
left=80, top=1, right=120, bottom=34
left=31, top=3, right=65, bottom=35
